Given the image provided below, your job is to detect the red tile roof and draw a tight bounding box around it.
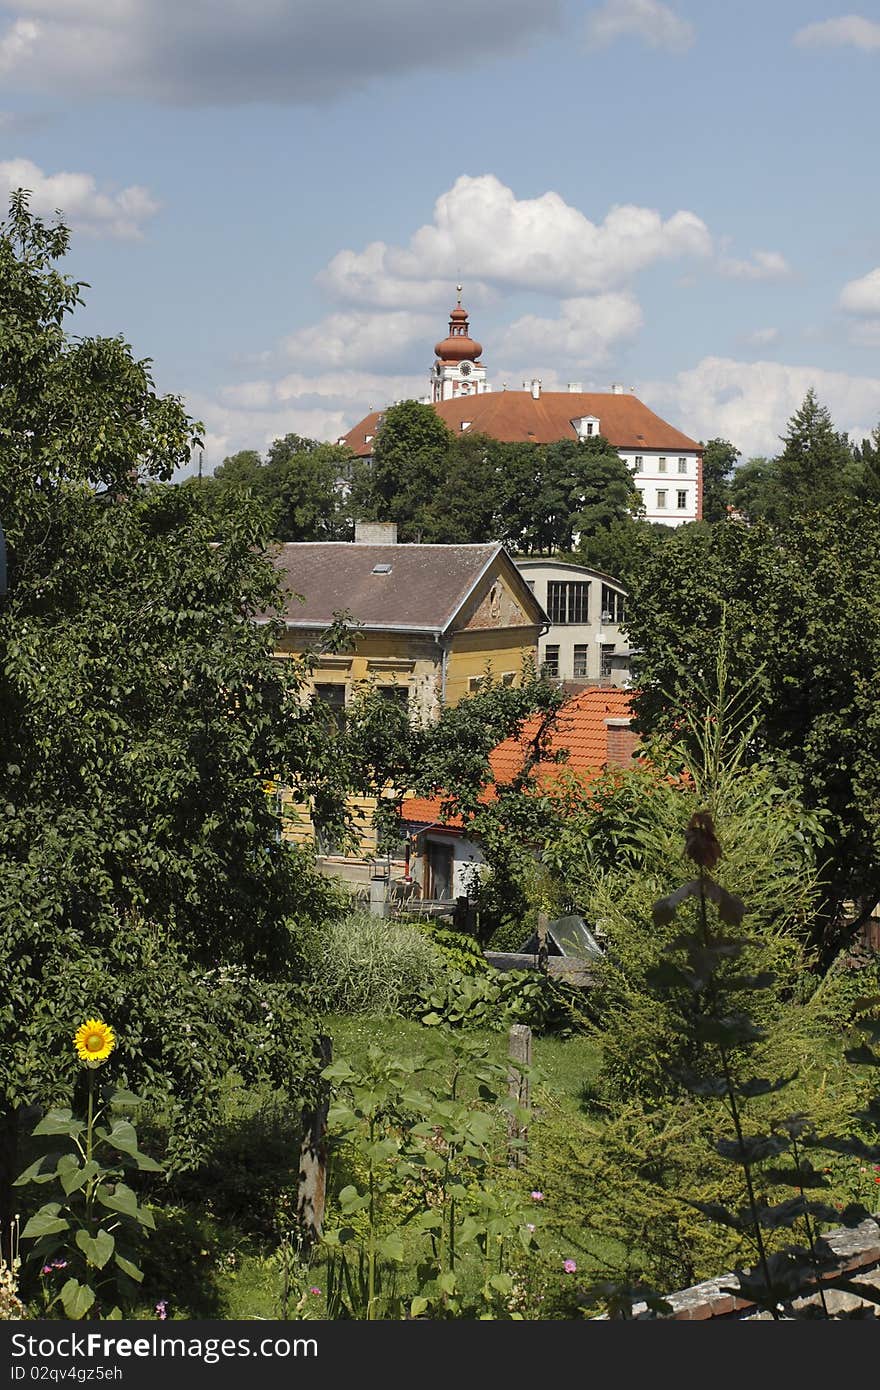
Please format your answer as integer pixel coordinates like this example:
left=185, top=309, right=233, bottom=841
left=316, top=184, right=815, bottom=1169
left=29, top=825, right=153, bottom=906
left=401, top=686, right=634, bottom=827
left=341, top=391, right=701, bottom=458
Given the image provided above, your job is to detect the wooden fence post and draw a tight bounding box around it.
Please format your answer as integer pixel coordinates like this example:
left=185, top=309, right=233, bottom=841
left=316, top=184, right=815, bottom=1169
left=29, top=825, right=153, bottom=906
left=296, top=1034, right=332, bottom=1246
left=507, top=1023, right=532, bottom=1167
left=536, top=909, right=549, bottom=976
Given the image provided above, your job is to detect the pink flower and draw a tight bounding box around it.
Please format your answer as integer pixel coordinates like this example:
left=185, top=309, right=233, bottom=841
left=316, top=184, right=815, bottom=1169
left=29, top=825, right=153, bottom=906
left=40, top=1265, right=53, bottom=1276
left=563, top=1259, right=577, bottom=1274
left=526, top=1223, right=536, bottom=1233
left=530, top=1191, right=544, bottom=1202
left=155, top=1300, right=168, bottom=1320
left=309, top=1287, right=321, bottom=1296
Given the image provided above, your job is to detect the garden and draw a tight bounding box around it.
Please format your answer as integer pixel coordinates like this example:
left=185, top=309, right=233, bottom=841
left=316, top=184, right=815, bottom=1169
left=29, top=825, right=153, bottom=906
left=1, top=194, right=879, bottom=1323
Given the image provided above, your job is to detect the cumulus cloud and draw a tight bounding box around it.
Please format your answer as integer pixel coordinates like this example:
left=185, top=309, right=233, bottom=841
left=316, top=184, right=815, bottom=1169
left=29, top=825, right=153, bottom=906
left=0, top=156, right=159, bottom=236
left=744, top=327, right=780, bottom=346
left=499, top=293, right=643, bottom=367
left=840, top=267, right=880, bottom=316
left=718, top=249, right=792, bottom=282
left=193, top=366, right=427, bottom=467
left=585, top=0, right=694, bottom=52
left=282, top=310, right=435, bottom=371
left=321, top=175, right=712, bottom=307
left=840, top=267, right=880, bottom=346
left=643, top=356, right=880, bottom=458
left=794, top=15, right=880, bottom=52
left=0, top=0, right=563, bottom=105
left=0, top=15, right=39, bottom=70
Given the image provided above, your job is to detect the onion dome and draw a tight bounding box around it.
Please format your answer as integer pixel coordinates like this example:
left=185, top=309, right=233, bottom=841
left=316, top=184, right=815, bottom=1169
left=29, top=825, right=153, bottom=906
left=434, top=286, right=482, bottom=362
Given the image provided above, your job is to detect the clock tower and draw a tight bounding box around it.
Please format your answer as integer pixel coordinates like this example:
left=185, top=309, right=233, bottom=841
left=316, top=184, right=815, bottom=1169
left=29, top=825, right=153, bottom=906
left=431, top=288, right=490, bottom=402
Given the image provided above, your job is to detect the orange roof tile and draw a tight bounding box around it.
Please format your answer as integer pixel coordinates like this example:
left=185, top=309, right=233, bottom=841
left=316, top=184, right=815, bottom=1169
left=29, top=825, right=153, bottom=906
left=340, top=391, right=700, bottom=458
left=401, top=687, right=635, bottom=828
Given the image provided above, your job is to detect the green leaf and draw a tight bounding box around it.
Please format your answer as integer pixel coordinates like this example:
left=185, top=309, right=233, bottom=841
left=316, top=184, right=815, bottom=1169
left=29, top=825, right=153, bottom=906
left=60, top=1277, right=96, bottom=1321
left=113, top=1253, right=143, bottom=1283
left=33, top=1109, right=84, bottom=1139
left=104, top=1120, right=140, bottom=1154
left=410, top=1296, right=429, bottom=1318
left=22, top=1206, right=70, bottom=1238
left=13, top=1155, right=58, bottom=1187
left=96, top=1182, right=139, bottom=1218
left=76, top=1227, right=115, bottom=1269
left=377, top=1232, right=404, bottom=1263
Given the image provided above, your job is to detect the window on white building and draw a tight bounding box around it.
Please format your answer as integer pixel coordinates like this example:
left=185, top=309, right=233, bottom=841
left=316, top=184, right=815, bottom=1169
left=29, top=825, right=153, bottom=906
left=600, top=644, right=615, bottom=678
left=542, top=645, right=560, bottom=678
left=601, top=585, right=626, bottom=624
left=678, top=458, right=687, bottom=474
left=547, top=581, right=589, bottom=624
left=634, top=456, right=643, bottom=471
left=657, top=489, right=668, bottom=508
left=658, top=457, right=667, bottom=473
left=573, top=644, right=588, bottom=678
left=677, top=489, right=688, bottom=510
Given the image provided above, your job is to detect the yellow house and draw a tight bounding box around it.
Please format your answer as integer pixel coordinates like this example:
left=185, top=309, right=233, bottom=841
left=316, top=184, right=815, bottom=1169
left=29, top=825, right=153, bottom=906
left=268, top=522, right=548, bottom=876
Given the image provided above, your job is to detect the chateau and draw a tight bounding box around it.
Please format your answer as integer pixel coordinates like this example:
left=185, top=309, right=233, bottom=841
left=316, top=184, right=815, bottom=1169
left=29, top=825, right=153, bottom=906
left=341, top=291, right=704, bottom=527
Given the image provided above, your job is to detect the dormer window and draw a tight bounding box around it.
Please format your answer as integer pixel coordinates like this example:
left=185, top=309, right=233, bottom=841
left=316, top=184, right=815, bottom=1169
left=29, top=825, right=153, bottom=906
left=460, top=421, right=471, bottom=431
left=573, top=415, right=600, bottom=441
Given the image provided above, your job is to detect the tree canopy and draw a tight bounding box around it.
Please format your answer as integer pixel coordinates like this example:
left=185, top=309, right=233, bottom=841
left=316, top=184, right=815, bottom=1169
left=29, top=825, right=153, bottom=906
left=623, top=500, right=880, bottom=958
left=0, top=195, right=348, bottom=1228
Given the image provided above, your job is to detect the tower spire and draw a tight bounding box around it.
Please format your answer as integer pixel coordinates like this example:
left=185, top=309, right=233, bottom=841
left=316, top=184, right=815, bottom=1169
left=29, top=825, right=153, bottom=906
left=430, top=287, right=489, bottom=402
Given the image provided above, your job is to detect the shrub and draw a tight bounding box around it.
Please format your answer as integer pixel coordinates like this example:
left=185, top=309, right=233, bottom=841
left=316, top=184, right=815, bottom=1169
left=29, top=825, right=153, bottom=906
left=304, top=912, right=450, bottom=1017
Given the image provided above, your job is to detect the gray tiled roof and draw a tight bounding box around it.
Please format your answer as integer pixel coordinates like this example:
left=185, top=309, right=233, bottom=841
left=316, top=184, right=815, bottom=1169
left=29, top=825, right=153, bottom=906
left=271, top=541, right=508, bottom=633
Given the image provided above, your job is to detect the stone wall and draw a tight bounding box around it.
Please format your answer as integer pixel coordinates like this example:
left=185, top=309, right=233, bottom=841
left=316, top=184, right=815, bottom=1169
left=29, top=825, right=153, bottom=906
left=626, top=1218, right=880, bottom=1319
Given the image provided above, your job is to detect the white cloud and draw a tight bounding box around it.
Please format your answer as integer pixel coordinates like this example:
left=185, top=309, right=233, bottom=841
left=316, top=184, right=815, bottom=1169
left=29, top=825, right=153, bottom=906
left=585, top=0, right=694, bottom=52
left=643, top=356, right=880, bottom=457
left=840, top=266, right=880, bottom=316
left=0, top=1, right=563, bottom=105
left=718, top=249, right=792, bottom=282
left=794, top=15, right=880, bottom=52
left=190, top=365, right=429, bottom=469
left=282, top=310, right=435, bottom=370
left=0, top=156, right=159, bottom=237
left=839, top=267, right=880, bottom=347
left=0, top=16, right=40, bottom=70
left=499, top=292, right=643, bottom=367
left=744, top=327, right=780, bottom=346
left=321, top=175, right=712, bottom=307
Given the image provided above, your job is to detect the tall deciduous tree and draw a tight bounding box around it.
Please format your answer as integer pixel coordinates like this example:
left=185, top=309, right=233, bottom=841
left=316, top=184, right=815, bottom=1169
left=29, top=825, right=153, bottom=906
left=366, top=399, right=455, bottom=540
left=700, top=438, right=739, bottom=522
left=0, top=195, right=344, bottom=1235
left=624, top=501, right=880, bottom=961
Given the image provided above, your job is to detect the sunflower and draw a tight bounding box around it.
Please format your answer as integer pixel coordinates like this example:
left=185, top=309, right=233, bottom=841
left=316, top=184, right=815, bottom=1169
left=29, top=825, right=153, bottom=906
left=73, top=1019, right=116, bottom=1067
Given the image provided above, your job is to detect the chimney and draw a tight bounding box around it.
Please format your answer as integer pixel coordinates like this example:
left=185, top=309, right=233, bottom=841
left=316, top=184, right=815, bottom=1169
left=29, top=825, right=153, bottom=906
left=355, top=521, right=398, bottom=545
left=567, top=382, right=582, bottom=393
left=530, top=378, right=541, bottom=400
left=605, top=716, right=639, bottom=768
left=610, top=382, right=626, bottom=395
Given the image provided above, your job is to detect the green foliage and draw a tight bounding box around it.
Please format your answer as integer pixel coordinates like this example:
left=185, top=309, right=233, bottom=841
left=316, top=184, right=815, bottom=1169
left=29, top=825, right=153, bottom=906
left=419, top=969, right=559, bottom=1033
left=302, top=912, right=451, bottom=1017
left=0, top=194, right=348, bottom=1232
left=186, top=435, right=354, bottom=541
left=625, top=818, right=880, bottom=1319
left=316, top=1033, right=537, bottom=1318
left=625, top=503, right=880, bottom=945
left=15, top=1073, right=162, bottom=1320
left=406, top=921, right=490, bottom=976
left=700, top=438, right=739, bottom=522
left=729, top=390, right=864, bottom=526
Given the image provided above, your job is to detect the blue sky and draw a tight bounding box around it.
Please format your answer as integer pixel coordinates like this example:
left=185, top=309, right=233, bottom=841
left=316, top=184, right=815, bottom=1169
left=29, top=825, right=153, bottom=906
left=2, top=0, right=879, bottom=472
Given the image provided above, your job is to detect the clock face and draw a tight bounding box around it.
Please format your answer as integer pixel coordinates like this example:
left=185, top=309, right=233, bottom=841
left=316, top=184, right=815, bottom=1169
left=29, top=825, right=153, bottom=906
left=459, top=362, right=472, bottom=376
